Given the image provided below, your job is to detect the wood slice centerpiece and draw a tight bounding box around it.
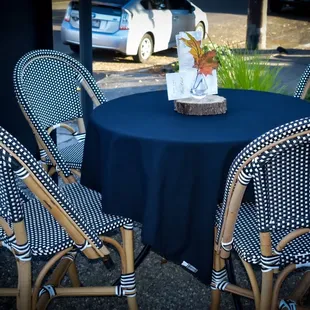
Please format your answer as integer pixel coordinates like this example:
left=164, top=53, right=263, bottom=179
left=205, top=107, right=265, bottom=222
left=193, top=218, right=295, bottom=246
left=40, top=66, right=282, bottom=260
left=174, top=95, right=227, bottom=116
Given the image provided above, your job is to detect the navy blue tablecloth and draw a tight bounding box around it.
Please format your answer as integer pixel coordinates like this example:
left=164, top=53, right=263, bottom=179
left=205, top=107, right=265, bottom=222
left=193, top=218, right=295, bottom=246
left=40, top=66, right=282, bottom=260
left=81, top=89, right=310, bottom=284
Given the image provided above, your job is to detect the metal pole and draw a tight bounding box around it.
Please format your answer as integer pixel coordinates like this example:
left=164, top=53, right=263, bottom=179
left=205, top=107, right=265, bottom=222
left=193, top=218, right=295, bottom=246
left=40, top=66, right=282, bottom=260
left=246, top=0, right=268, bottom=50
left=79, top=0, right=93, bottom=127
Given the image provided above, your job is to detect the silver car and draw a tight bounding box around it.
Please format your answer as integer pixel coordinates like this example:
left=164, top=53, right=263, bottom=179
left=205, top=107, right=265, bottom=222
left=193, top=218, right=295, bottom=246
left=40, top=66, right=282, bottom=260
left=61, top=0, right=208, bottom=62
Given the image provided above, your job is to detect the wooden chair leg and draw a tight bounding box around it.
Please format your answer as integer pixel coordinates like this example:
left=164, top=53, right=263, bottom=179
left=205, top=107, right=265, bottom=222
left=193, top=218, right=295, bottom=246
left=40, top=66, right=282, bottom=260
left=211, top=287, right=221, bottom=310
left=260, top=233, right=274, bottom=310
left=242, top=259, right=260, bottom=309
left=211, top=251, right=224, bottom=310
left=36, top=252, right=78, bottom=310
left=121, top=224, right=138, bottom=310
left=260, top=271, right=274, bottom=310
left=67, top=261, right=81, bottom=287
left=271, top=264, right=296, bottom=310
left=289, top=271, right=310, bottom=305
left=16, top=260, right=32, bottom=310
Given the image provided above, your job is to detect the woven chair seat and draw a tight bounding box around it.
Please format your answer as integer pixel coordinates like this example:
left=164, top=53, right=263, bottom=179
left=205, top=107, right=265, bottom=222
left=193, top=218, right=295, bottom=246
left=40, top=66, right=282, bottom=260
left=44, top=140, right=84, bottom=170
left=0, top=183, right=131, bottom=256
left=221, top=202, right=310, bottom=266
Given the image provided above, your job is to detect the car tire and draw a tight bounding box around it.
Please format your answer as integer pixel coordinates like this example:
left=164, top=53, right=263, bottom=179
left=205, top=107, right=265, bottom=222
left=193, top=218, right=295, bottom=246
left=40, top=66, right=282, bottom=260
left=133, top=34, right=153, bottom=63
left=269, top=0, right=282, bottom=13
left=195, top=22, right=205, bottom=39
left=69, top=44, right=80, bottom=53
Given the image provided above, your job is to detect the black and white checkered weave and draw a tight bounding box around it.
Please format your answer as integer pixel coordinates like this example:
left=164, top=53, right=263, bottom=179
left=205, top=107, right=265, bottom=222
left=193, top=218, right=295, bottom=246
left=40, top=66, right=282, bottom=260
left=216, top=117, right=310, bottom=266
left=42, top=138, right=85, bottom=170
left=294, top=64, right=310, bottom=99
left=13, top=49, right=107, bottom=177
left=0, top=126, right=132, bottom=257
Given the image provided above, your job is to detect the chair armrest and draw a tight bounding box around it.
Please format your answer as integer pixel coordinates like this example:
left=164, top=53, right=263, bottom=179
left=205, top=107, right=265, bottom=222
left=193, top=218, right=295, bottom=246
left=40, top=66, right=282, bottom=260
left=276, top=228, right=310, bottom=253
left=47, top=123, right=76, bottom=135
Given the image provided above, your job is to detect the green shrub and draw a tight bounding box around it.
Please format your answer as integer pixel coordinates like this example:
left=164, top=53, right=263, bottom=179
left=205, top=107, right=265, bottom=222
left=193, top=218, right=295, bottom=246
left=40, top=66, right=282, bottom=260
left=203, top=41, right=286, bottom=94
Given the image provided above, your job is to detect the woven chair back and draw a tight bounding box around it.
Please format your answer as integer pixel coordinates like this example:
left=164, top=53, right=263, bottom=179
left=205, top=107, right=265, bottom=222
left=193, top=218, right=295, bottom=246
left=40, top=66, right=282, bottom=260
left=217, top=117, right=310, bottom=242
left=0, top=125, right=104, bottom=255
left=14, top=49, right=106, bottom=128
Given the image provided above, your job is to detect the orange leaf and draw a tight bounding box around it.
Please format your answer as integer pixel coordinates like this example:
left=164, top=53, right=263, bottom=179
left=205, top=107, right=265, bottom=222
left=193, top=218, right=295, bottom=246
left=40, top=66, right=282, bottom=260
left=196, top=50, right=219, bottom=76
left=179, top=32, right=203, bottom=64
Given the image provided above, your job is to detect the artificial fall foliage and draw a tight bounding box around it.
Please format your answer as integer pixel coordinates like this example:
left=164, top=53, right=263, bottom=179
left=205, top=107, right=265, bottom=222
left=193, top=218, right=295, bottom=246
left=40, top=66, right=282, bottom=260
left=180, top=32, right=219, bottom=76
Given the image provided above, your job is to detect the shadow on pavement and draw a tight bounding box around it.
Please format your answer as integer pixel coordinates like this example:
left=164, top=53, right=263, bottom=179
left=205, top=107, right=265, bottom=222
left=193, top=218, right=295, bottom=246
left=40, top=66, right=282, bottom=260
left=270, top=5, right=310, bottom=21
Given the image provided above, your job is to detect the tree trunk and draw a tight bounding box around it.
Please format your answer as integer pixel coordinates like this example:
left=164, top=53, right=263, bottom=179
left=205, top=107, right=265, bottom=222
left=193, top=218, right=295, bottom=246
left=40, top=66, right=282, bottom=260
left=246, top=0, right=268, bottom=50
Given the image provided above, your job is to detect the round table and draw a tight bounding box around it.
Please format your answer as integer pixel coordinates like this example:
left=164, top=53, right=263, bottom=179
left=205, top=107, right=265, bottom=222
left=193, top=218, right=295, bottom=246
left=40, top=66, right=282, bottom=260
left=81, top=89, right=310, bottom=284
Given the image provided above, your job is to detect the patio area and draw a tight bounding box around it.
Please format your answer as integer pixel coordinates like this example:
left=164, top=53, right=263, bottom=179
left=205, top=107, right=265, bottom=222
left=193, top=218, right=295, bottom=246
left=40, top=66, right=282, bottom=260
left=1, top=0, right=310, bottom=308
left=1, top=52, right=309, bottom=309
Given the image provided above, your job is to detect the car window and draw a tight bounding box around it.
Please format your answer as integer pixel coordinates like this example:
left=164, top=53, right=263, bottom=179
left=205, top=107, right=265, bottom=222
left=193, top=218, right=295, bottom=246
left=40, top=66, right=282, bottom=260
left=140, top=0, right=168, bottom=10
left=96, top=0, right=131, bottom=4
left=167, top=0, right=191, bottom=10
left=71, top=0, right=130, bottom=9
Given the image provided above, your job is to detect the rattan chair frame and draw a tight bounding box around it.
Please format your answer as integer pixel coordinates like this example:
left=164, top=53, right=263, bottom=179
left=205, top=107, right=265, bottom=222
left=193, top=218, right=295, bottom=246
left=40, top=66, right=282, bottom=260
left=0, top=137, right=137, bottom=310
left=211, top=128, right=310, bottom=310
left=13, top=50, right=106, bottom=184
left=294, top=64, right=310, bottom=100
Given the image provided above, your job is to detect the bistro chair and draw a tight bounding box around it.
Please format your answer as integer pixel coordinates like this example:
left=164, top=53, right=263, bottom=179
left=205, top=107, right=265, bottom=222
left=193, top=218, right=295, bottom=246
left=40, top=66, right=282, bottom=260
left=13, top=49, right=107, bottom=183
left=211, top=117, right=310, bottom=310
left=294, top=64, right=310, bottom=100
left=0, top=125, right=137, bottom=309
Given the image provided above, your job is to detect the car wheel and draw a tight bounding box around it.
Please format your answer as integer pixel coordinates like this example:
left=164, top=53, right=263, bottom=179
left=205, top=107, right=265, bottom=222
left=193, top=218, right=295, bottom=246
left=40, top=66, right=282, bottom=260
left=133, top=34, right=153, bottom=63
left=195, top=22, right=205, bottom=39
left=269, top=0, right=282, bottom=13
left=69, top=44, right=80, bottom=53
